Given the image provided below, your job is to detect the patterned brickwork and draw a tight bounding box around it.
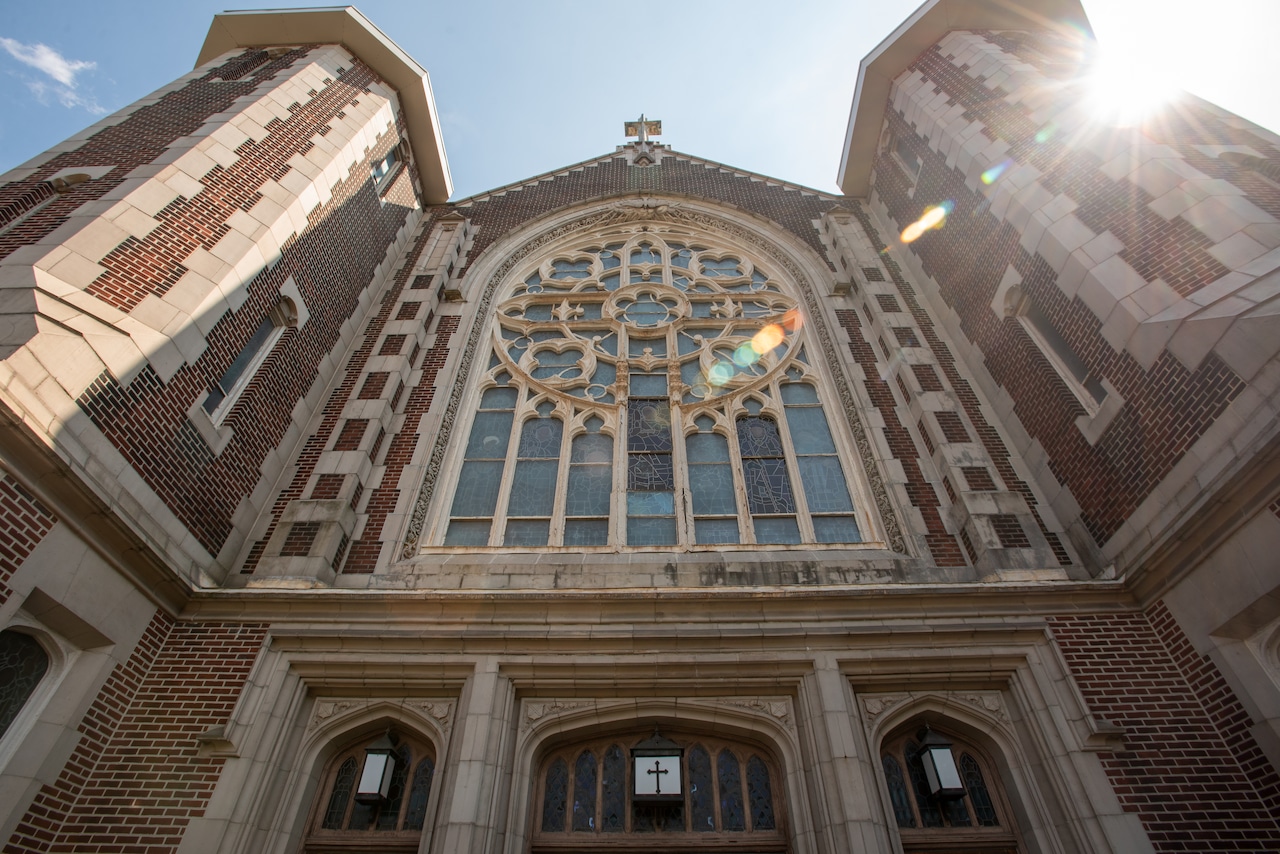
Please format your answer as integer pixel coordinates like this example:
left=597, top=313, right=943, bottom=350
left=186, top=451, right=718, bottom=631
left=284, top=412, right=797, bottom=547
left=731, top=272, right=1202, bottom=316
left=934, top=411, right=971, bottom=444
left=241, top=208, right=449, bottom=574
left=0, top=49, right=307, bottom=264
left=458, top=155, right=843, bottom=272
left=76, top=79, right=420, bottom=559
left=1051, top=609, right=1280, bottom=851
left=960, top=466, right=996, bottom=491
left=342, top=315, right=459, bottom=573
left=874, top=84, right=1245, bottom=546
left=5, top=620, right=266, bottom=854
left=310, top=473, right=346, bottom=500
left=0, top=473, right=57, bottom=608
left=850, top=206, right=1071, bottom=564
left=836, top=308, right=964, bottom=566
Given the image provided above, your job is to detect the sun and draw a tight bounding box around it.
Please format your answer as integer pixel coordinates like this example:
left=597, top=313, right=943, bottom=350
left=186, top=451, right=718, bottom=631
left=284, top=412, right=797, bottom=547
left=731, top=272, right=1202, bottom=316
left=1083, top=45, right=1178, bottom=126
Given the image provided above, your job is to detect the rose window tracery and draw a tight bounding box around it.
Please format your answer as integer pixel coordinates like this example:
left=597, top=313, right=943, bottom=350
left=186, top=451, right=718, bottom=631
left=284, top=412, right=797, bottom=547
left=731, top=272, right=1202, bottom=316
left=440, top=224, right=867, bottom=550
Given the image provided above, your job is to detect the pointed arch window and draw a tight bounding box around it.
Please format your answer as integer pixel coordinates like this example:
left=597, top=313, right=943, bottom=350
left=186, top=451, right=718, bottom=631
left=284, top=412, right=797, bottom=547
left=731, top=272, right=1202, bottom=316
left=0, top=629, right=49, bottom=740
left=436, top=226, right=872, bottom=550
left=534, top=732, right=785, bottom=850
left=305, top=731, right=437, bottom=852
left=879, top=724, right=1022, bottom=853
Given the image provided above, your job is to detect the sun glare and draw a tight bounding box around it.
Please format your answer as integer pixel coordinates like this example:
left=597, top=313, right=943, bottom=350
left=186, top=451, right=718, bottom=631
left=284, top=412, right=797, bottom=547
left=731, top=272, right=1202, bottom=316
left=1084, top=47, right=1178, bottom=126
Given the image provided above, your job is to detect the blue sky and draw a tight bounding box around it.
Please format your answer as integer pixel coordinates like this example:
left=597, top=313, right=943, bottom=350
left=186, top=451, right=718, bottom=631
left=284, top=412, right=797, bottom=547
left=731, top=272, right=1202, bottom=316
left=2, top=1, right=1277, bottom=200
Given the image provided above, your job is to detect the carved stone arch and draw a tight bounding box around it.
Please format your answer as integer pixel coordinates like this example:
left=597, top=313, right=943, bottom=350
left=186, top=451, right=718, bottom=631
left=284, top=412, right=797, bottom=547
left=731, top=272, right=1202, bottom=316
left=403, top=190, right=902, bottom=555
left=503, top=696, right=816, bottom=854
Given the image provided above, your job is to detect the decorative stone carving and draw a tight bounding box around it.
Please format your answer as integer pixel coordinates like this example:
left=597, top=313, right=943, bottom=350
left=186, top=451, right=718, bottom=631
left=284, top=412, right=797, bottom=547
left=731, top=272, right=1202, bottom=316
left=306, top=698, right=457, bottom=736
left=955, top=692, right=1009, bottom=723
left=715, top=697, right=794, bottom=731
left=861, top=694, right=910, bottom=722
left=522, top=699, right=595, bottom=731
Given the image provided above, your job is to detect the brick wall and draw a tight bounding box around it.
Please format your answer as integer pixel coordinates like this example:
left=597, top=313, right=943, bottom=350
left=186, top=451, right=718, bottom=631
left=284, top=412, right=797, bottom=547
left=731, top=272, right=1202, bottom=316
left=72, top=60, right=421, bottom=559
left=4, top=617, right=266, bottom=854
left=1051, top=606, right=1280, bottom=851
left=873, top=37, right=1249, bottom=547
left=0, top=473, right=57, bottom=608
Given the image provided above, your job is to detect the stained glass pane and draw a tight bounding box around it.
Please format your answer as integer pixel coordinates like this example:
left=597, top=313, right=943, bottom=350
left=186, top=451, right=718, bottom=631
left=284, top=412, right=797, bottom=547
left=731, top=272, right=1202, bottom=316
left=444, top=519, right=491, bottom=546
left=551, top=259, right=592, bottom=278
left=571, top=433, right=612, bottom=463
left=518, top=418, right=563, bottom=457
left=746, top=755, right=775, bottom=830
left=376, top=745, right=412, bottom=830
left=403, top=757, right=435, bottom=830
left=627, top=491, right=674, bottom=516
left=718, top=749, right=746, bottom=831
left=690, top=464, right=736, bottom=515
left=0, top=631, right=47, bottom=740
left=531, top=350, right=583, bottom=379
left=882, top=755, right=915, bottom=828
left=797, top=456, right=854, bottom=512
left=543, top=758, right=568, bottom=832
left=905, top=741, right=943, bottom=827
left=737, top=417, right=785, bottom=457
left=961, top=753, right=999, bottom=826
left=451, top=461, right=504, bottom=516
left=628, top=516, right=676, bottom=545
left=322, top=757, right=357, bottom=829
left=573, top=750, right=597, bottom=831
left=600, top=246, right=622, bottom=269
left=628, top=454, right=674, bottom=491
left=686, top=432, right=729, bottom=463
left=703, top=258, right=742, bottom=277
left=566, top=466, right=611, bottom=517
left=504, top=519, right=550, bottom=546
left=695, top=519, right=740, bottom=544
left=784, top=406, right=837, bottom=455
left=630, top=373, right=668, bottom=396
left=508, top=460, right=559, bottom=516
left=754, top=516, right=801, bottom=544
left=663, top=803, right=685, bottom=831
left=564, top=520, right=609, bottom=545
left=464, top=412, right=513, bottom=459
left=631, top=244, right=660, bottom=264
left=689, top=745, right=715, bottom=832
left=780, top=383, right=819, bottom=404
left=628, top=401, right=672, bottom=451
left=602, top=745, right=626, bottom=832
left=629, top=337, right=667, bottom=358
left=742, top=458, right=795, bottom=514
left=813, top=516, right=861, bottom=543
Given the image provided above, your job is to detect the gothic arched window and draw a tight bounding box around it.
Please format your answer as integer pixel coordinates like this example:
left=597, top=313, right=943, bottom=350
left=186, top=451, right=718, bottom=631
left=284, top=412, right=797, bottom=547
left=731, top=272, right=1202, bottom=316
left=534, top=732, right=785, bottom=849
left=0, top=629, right=49, bottom=740
left=438, top=226, right=870, bottom=550
left=305, top=731, right=436, bottom=852
left=879, top=725, right=1021, bottom=853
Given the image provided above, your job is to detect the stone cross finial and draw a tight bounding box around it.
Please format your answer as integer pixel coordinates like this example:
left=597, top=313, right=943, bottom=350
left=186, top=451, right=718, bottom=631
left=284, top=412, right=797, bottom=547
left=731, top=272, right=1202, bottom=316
left=624, top=114, right=662, bottom=143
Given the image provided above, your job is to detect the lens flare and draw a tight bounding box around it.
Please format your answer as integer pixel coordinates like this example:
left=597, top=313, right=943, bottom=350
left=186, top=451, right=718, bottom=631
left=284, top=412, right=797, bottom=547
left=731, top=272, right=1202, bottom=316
left=752, top=323, right=785, bottom=354
left=707, top=362, right=734, bottom=387
left=733, top=342, right=759, bottom=367
left=901, top=201, right=952, bottom=244
left=981, top=160, right=1010, bottom=185
left=1084, top=48, right=1175, bottom=126
left=1034, top=123, right=1056, bottom=144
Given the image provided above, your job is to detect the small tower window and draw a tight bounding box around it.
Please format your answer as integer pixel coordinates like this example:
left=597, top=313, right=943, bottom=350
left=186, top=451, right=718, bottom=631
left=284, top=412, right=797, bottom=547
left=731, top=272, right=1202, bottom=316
left=202, top=296, right=298, bottom=421
left=0, top=629, right=49, bottom=740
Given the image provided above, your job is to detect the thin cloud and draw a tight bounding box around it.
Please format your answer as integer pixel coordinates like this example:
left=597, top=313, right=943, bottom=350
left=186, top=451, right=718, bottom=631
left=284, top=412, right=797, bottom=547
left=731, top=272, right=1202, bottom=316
left=0, top=37, right=104, bottom=114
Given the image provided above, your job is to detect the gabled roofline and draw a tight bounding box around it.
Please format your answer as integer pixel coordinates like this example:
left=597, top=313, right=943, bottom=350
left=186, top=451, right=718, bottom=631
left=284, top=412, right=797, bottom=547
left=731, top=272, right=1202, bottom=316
left=197, top=6, right=452, bottom=204
left=454, top=145, right=845, bottom=208
left=837, top=0, right=1092, bottom=197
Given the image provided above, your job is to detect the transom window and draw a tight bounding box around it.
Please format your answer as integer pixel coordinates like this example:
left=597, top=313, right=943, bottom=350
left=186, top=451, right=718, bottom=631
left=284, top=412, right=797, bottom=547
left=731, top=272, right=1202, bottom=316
left=880, top=725, right=1022, bottom=853
left=534, top=732, right=784, bottom=851
left=438, top=227, right=868, bottom=550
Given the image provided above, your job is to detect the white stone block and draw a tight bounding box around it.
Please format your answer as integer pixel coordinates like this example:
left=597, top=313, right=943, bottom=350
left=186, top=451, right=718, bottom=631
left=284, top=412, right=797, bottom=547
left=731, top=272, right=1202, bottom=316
left=1037, top=214, right=1095, bottom=271
left=61, top=218, right=130, bottom=264
left=46, top=252, right=107, bottom=290
left=1081, top=230, right=1124, bottom=265
left=1078, top=256, right=1146, bottom=320
left=1209, top=232, right=1268, bottom=270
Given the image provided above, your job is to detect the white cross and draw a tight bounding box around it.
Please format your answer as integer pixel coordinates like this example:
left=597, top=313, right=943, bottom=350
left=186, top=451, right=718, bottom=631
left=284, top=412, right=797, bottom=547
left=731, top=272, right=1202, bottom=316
left=624, top=114, right=662, bottom=143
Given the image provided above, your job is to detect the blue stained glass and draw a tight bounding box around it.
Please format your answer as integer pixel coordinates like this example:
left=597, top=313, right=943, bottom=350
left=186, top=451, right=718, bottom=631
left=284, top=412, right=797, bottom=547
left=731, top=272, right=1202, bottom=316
left=742, top=458, right=795, bottom=514
left=905, top=740, right=943, bottom=827
left=754, top=516, right=801, bottom=544
left=572, top=433, right=612, bottom=464
left=566, top=465, right=611, bottom=516
left=784, top=406, right=837, bottom=455
left=690, top=464, right=736, bottom=515
left=628, top=455, right=674, bottom=491
left=630, top=374, right=668, bottom=397
left=628, top=401, right=672, bottom=451
left=671, top=247, right=692, bottom=269
left=694, top=519, right=739, bottom=544
left=686, top=432, right=730, bottom=463
left=450, top=461, right=504, bottom=516
left=627, top=491, right=674, bottom=516
left=602, top=273, right=621, bottom=290
left=627, top=515, right=676, bottom=545
left=629, top=338, right=667, bottom=358
left=531, top=349, right=583, bottom=380
left=746, top=755, right=775, bottom=830
left=718, top=749, right=745, bottom=831
left=573, top=750, right=597, bottom=831
left=322, top=757, right=357, bottom=829
left=703, top=258, right=742, bottom=277
left=464, top=412, right=513, bottom=459
left=631, top=244, right=660, bottom=264
left=677, top=333, right=703, bottom=356
left=688, top=745, right=714, bottom=831
left=444, top=519, right=491, bottom=546
left=518, top=418, right=563, bottom=458
left=797, top=457, right=854, bottom=512
left=551, top=259, right=592, bottom=279
left=680, top=360, right=702, bottom=391
left=508, top=458, right=558, bottom=514
left=813, top=516, right=861, bottom=543
left=883, top=755, right=915, bottom=828
left=376, top=745, right=412, bottom=830
left=780, top=383, right=819, bottom=404
left=600, top=245, right=623, bottom=269
left=504, top=519, right=550, bottom=546
left=961, top=753, right=999, bottom=826
left=543, top=758, right=568, bottom=832
left=737, top=417, right=785, bottom=457
left=564, top=520, right=609, bottom=545
left=0, top=631, right=47, bottom=741
left=480, top=387, right=518, bottom=408
left=403, top=756, right=435, bottom=830
left=602, top=745, right=626, bottom=831
left=594, top=334, right=618, bottom=356
left=578, top=302, right=602, bottom=320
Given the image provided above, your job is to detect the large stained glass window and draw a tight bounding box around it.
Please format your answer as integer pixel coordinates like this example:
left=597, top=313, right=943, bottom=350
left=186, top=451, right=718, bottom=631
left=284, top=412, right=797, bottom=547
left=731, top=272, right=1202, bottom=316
left=440, top=226, right=866, bottom=549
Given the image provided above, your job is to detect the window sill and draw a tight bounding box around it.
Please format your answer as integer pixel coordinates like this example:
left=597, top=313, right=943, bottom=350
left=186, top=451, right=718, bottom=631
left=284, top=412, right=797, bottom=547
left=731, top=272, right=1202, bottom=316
left=188, top=393, right=234, bottom=456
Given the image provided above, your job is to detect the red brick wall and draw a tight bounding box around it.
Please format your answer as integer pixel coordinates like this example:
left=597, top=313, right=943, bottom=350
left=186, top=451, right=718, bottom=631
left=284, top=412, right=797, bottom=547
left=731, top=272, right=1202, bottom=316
left=4, top=617, right=267, bottom=854
left=1051, top=607, right=1280, bottom=851
left=873, top=39, right=1247, bottom=547
left=0, top=473, right=57, bottom=608
left=73, top=65, right=421, bottom=559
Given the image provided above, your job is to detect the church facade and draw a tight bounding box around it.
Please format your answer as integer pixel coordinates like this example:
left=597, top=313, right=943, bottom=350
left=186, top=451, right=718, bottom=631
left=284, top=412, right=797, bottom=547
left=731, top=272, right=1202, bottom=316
left=1, top=1, right=1279, bottom=851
